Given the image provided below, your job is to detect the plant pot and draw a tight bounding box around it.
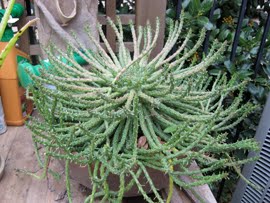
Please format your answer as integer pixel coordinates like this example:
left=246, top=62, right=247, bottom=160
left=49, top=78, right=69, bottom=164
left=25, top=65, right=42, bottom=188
left=0, top=42, right=34, bottom=126
left=0, top=154, right=5, bottom=181
left=65, top=161, right=169, bottom=197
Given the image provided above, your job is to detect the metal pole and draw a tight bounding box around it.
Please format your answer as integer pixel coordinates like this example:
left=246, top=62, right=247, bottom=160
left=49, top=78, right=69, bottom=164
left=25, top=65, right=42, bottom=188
left=25, top=0, right=32, bottom=16
left=230, top=0, right=248, bottom=62
left=254, top=11, right=270, bottom=77
left=172, top=0, right=182, bottom=54
left=203, top=0, right=217, bottom=54
left=175, top=0, right=182, bottom=19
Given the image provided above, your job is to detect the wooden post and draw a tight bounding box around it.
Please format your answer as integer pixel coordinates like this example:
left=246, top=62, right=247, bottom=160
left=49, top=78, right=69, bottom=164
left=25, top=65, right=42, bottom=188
left=136, top=0, right=167, bottom=57
left=16, top=0, right=31, bottom=54
left=105, top=0, right=116, bottom=52
left=1, top=0, right=5, bottom=8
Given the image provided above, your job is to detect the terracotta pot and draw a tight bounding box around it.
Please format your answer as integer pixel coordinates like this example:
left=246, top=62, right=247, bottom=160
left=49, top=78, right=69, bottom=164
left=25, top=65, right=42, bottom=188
left=65, top=161, right=169, bottom=197
left=0, top=154, right=5, bottom=181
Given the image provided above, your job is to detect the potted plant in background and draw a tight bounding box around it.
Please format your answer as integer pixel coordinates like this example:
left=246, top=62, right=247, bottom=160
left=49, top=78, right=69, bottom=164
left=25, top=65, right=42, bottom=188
left=26, top=13, right=259, bottom=202
left=0, top=0, right=38, bottom=181
left=0, top=0, right=37, bottom=67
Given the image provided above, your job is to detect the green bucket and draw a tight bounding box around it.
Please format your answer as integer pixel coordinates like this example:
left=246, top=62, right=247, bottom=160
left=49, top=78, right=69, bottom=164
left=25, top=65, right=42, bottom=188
left=17, top=51, right=88, bottom=88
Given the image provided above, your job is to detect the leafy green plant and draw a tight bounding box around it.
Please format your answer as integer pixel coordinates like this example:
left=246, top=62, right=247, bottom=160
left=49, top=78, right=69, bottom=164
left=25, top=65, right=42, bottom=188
left=168, top=0, right=270, bottom=101
left=0, top=0, right=38, bottom=67
left=166, top=0, right=270, bottom=201
left=26, top=14, right=259, bottom=203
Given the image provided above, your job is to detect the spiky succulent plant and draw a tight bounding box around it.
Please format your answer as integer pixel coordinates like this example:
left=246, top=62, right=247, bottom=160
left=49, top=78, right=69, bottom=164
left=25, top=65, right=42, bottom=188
left=27, top=13, right=259, bottom=203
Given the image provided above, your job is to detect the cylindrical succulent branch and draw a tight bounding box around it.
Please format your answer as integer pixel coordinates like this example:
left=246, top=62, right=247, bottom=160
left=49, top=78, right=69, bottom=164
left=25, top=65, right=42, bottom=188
left=27, top=12, right=259, bottom=203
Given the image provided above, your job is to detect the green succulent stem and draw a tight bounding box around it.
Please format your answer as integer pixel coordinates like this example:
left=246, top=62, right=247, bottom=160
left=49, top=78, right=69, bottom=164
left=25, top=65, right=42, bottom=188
left=27, top=13, right=259, bottom=203
left=0, top=0, right=39, bottom=67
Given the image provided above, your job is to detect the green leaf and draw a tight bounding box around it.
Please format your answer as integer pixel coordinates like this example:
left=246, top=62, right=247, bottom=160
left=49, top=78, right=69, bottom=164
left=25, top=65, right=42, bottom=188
left=197, top=16, right=209, bottom=27
left=182, top=0, right=191, bottom=9
left=213, top=8, right=221, bottom=20
left=254, top=77, right=268, bottom=85
left=239, top=34, right=248, bottom=46
left=236, top=0, right=242, bottom=6
left=204, top=22, right=214, bottom=30
left=227, top=32, right=233, bottom=41
left=119, top=4, right=129, bottom=14
left=188, top=0, right=201, bottom=15
left=250, top=47, right=259, bottom=55
left=166, top=8, right=176, bottom=18
left=242, top=18, right=249, bottom=27
left=224, top=60, right=235, bottom=74
left=201, top=0, right=214, bottom=13
left=211, top=28, right=220, bottom=36
left=237, top=69, right=253, bottom=79
left=218, top=29, right=230, bottom=41
left=263, top=66, right=270, bottom=76
left=164, top=125, right=178, bottom=133
left=248, top=83, right=265, bottom=100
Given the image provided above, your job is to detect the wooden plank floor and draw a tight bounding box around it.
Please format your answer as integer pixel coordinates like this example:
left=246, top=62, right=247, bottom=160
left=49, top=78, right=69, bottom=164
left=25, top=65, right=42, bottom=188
left=0, top=126, right=89, bottom=203
left=0, top=126, right=160, bottom=203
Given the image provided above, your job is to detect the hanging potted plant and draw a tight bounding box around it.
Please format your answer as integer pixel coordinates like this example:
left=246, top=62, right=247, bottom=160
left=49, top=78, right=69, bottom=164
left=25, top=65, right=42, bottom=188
left=26, top=13, right=259, bottom=203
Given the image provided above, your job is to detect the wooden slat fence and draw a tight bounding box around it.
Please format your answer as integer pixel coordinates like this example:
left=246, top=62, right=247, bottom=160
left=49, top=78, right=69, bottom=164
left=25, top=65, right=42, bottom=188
left=13, top=0, right=167, bottom=58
